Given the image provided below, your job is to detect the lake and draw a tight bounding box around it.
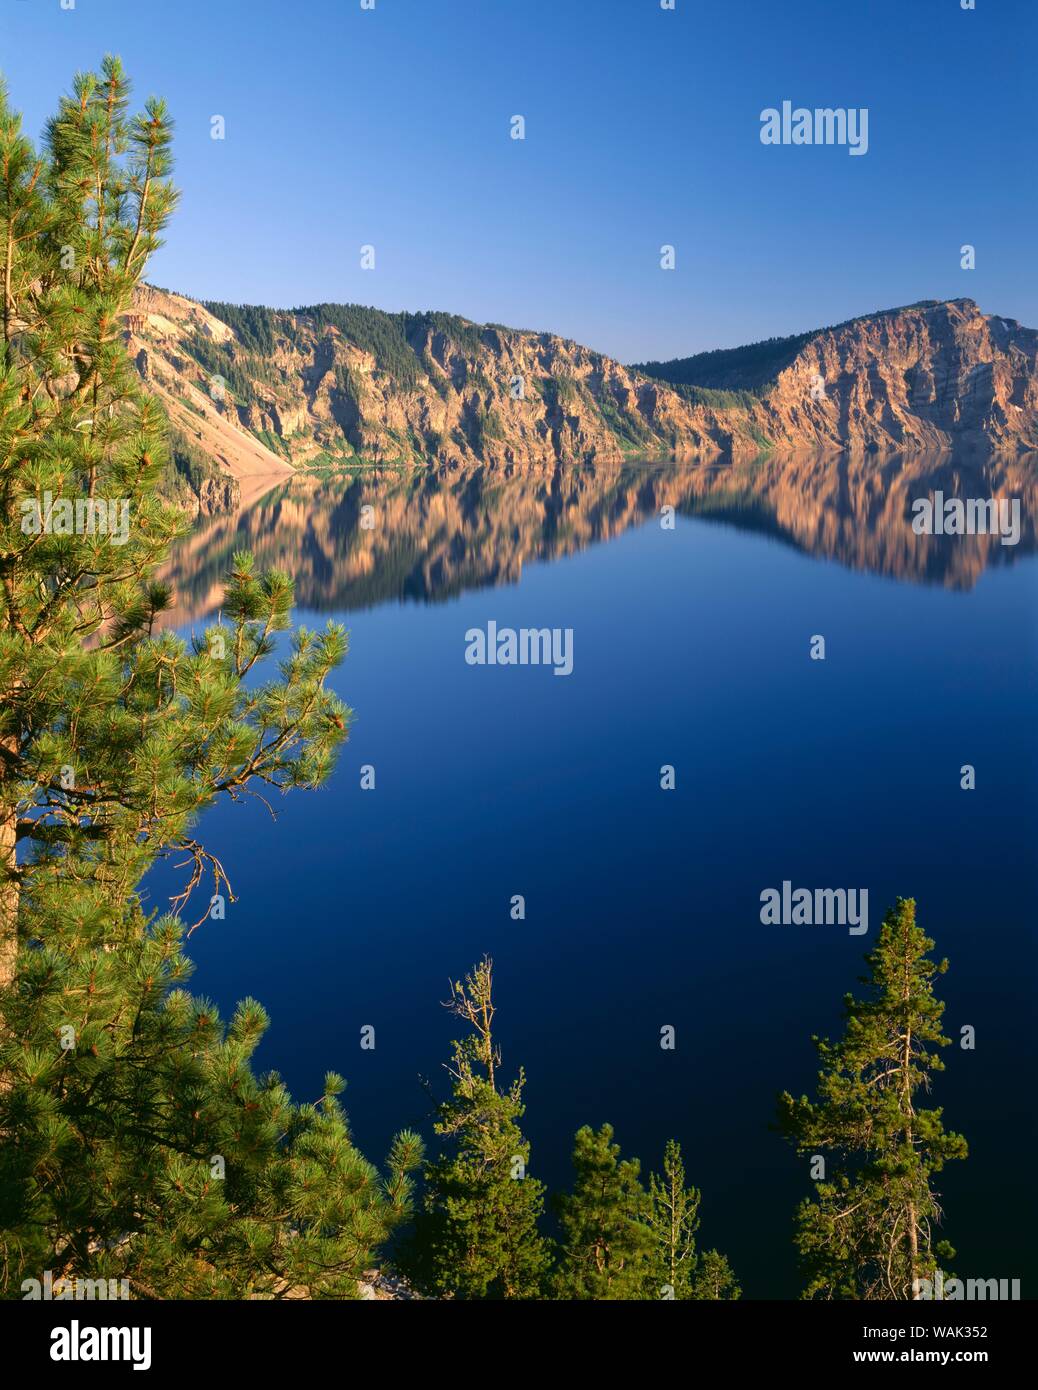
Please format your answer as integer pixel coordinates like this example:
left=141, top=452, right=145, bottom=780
left=149, top=450, right=1038, bottom=1298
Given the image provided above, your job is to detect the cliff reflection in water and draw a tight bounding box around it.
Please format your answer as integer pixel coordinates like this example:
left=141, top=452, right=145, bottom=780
left=160, top=450, right=1038, bottom=624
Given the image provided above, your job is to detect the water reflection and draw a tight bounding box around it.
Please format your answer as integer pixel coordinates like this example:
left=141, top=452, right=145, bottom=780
left=162, top=451, right=1038, bottom=623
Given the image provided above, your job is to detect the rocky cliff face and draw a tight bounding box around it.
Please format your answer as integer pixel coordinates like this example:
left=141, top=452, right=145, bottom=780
left=754, top=300, right=1038, bottom=453
left=129, top=286, right=295, bottom=509
left=126, top=286, right=754, bottom=482
left=639, top=299, right=1038, bottom=456
left=129, top=290, right=1038, bottom=508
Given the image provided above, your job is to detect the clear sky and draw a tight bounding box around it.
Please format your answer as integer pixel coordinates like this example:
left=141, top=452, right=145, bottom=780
left=2, top=0, right=1034, bottom=362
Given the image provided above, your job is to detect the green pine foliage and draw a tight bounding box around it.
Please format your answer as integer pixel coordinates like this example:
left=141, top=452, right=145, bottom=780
left=405, top=310, right=485, bottom=359
left=674, top=384, right=760, bottom=413
left=1, top=913, right=422, bottom=1297
left=553, top=1123, right=655, bottom=1299
left=634, top=302, right=945, bottom=394
left=777, top=898, right=968, bottom=1300
left=163, top=424, right=233, bottom=509
left=692, top=1248, right=742, bottom=1300
left=647, top=1138, right=740, bottom=1300
left=404, top=957, right=551, bottom=1299
left=404, top=969, right=741, bottom=1302
left=294, top=304, right=424, bottom=390
left=182, top=330, right=270, bottom=406
left=0, top=60, right=974, bottom=1309
left=0, top=59, right=420, bottom=1299
left=635, top=334, right=814, bottom=393
left=201, top=302, right=492, bottom=397
left=200, top=301, right=279, bottom=357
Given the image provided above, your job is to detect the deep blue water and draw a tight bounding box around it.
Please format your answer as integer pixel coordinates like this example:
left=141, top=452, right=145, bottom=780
left=149, top=458, right=1038, bottom=1298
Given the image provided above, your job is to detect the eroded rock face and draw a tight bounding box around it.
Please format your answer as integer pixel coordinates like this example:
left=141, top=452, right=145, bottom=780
left=123, top=288, right=762, bottom=474
left=191, top=475, right=241, bottom=518
left=128, top=290, right=1038, bottom=493
left=749, top=301, right=1038, bottom=453
left=123, top=289, right=294, bottom=522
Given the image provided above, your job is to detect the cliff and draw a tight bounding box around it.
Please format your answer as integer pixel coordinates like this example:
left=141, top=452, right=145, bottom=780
left=637, top=299, right=1038, bottom=456
left=127, top=290, right=1038, bottom=512
left=127, top=286, right=754, bottom=485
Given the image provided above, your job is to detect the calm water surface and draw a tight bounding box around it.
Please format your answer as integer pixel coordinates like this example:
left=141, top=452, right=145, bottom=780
left=149, top=453, right=1038, bottom=1297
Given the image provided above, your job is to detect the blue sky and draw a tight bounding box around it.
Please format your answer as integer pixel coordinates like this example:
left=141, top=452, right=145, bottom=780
left=1, top=0, right=1033, bottom=361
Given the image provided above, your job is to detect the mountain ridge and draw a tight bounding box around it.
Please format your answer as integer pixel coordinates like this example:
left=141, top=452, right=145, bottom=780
left=636, top=298, right=1038, bottom=454
left=128, top=289, right=1038, bottom=511
left=634, top=300, right=953, bottom=391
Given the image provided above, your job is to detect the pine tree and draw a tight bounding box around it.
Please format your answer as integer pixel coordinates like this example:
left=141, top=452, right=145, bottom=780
left=647, top=1137, right=699, bottom=1298
left=0, top=57, right=185, bottom=992
left=0, top=61, right=421, bottom=1298
left=691, top=1247, right=741, bottom=1300
left=0, top=916, right=423, bottom=1297
left=777, top=898, right=968, bottom=1300
left=406, top=956, right=550, bottom=1299
left=553, top=1123, right=655, bottom=1299
left=646, top=1138, right=740, bottom=1300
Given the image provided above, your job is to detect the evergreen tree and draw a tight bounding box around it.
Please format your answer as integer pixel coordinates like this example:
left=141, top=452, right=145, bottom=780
left=406, top=956, right=550, bottom=1299
left=777, top=898, right=968, bottom=1300
left=1, top=922, right=422, bottom=1297
left=553, top=1123, right=654, bottom=1299
left=691, top=1247, right=741, bottom=1301
left=0, top=61, right=420, bottom=1298
left=646, top=1138, right=740, bottom=1300
left=647, top=1137, right=699, bottom=1298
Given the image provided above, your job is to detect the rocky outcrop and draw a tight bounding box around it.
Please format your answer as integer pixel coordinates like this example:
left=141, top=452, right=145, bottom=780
left=128, top=291, right=1038, bottom=504
left=123, top=288, right=294, bottom=519
left=639, top=300, right=1038, bottom=456
left=357, top=1269, right=423, bottom=1300
left=125, top=286, right=757, bottom=474
left=190, top=473, right=240, bottom=517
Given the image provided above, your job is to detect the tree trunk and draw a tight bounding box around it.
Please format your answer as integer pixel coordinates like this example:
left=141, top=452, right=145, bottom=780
left=0, top=806, right=17, bottom=991
left=901, top=928, right=919, bottom=1295
left=0, top=789, right=17, bottom=1103
left=0, top=734, right=19, bottom=991
left=2, top=224, right=13, bottom=369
